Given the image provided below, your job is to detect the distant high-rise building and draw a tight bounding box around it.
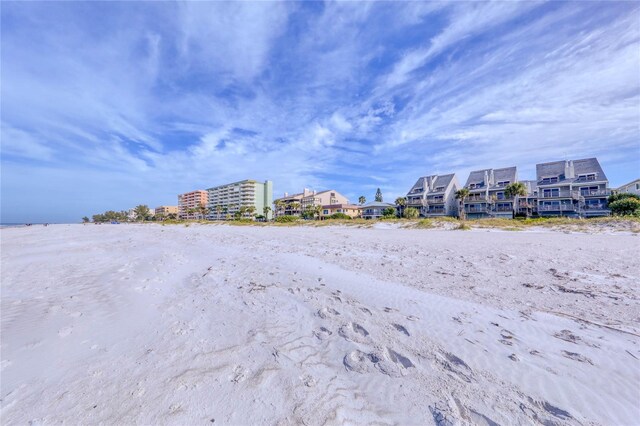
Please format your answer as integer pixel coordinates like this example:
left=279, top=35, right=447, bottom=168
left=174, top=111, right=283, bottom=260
left=207, top=180, right=273, bottom=220
left=155, top=205, right=179, bottom=217
left=178, top=190, right=208, bottom=219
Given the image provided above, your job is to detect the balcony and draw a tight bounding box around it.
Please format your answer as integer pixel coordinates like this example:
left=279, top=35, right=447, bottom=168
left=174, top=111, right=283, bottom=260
left=582, top=204, right=609, bottom=211
left=494, top=206, right=513, bottom=212
left=466, top=195, right=488, bottom=202
left=538, top=204, right=578, bottom=212
left=577, top=189, right=611, bottom=197
left=426, top=198, right=445, bottom=204
left=539, top=190, right=574, bottom=198
left=465, top=206, right=490, bottom=213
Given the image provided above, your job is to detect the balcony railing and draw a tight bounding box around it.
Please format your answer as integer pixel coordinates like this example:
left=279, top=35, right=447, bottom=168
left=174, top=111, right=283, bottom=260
left=465, top=206, right=491, bottom=213
left=538, top=204, right=578, bottom=212
left=466, top=195, right=488, bottom=201
left=577, top=189, right=611, bottom=197
left=539, top=190, right=574, bottom=198
left=582, top=204, right=609, bottom=211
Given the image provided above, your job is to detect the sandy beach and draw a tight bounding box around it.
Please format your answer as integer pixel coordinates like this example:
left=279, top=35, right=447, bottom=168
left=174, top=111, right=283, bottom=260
left=1, top=223, right=639, bottom=425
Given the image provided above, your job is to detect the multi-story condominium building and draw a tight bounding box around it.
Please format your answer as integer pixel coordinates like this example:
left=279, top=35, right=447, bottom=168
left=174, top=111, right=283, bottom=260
left=463, top=167, right=518, bottom=219
left=155, top=205, right=178, bottom=216
left=614, top=179, right=640, bottom=196
left=319, top=204, right=361, bottom=219
left=405, top=174, right=459, bottom=217
left=361, top=201, right=395, bottom=219
left=536, top=158, right=610, bottom=217
left=273, top=188, right=314, bottom=217
left=300, top=190, right=349, bottom=211
left=516, top=180, right=539, bottom=217
left=207, top=180, right=273, bottom=220
left=178, top=190, right=208, bottom=220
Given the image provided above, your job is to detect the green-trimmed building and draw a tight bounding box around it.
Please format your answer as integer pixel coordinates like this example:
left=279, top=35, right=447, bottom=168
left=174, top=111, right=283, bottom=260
left=207, top=179, right=273, bottom=220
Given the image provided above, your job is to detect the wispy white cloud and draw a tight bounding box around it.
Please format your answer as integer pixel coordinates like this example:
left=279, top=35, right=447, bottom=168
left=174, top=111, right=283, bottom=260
left=1, top=2, right=638, bottom=222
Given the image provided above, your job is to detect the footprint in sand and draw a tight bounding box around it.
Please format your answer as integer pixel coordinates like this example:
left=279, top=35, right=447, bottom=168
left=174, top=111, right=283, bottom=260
left=58, top=326, right=73, bottom=338
left=317, top=307, right=340, bottom=319
left=437, top=351, right=474, bottom=383
left=392, top=323, right=410, bottom=336
left=343, top=350, right=375, bottom=374
left=561, top=350, right=594, bottom=365
left=338, top=322, right=370, bottom=343
left=313, top=327, right=333, bottom=340
left=231, top=365, right=248, bottom=383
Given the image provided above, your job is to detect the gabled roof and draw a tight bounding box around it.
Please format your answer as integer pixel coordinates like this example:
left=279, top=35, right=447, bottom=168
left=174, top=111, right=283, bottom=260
left=407, top=173, right=456, bottom=195
left=362, top=201, right=395, bottom=208
left=464, top=167, right=517, bottom=188
left=536, top=158, right=607, bottom=183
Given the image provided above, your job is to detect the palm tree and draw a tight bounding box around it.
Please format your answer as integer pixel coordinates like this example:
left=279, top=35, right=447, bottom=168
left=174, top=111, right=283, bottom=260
left=395, top=197, right=406, bottom=218
left=134, top=205, right=150, bottom=221
left=82, top=216, right=90, bottom=223
left=198, top=204, right=208, bottom=220
left=291, top=202, right=301, bottom=216
left=455, top=188, right=470, bottom=220
left=504, top=182, right=528, bottom=218
left=358, top=196, right=366, bottom=205
left=246, top=205, right=256, bottom=219
left=274, top=199, right=283, bottom=217
left=263, top=206, right=272, bottom=221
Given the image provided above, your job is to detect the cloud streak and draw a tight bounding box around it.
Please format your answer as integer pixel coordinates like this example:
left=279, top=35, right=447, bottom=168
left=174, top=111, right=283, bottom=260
left=1, top=1, right=638, bottom=222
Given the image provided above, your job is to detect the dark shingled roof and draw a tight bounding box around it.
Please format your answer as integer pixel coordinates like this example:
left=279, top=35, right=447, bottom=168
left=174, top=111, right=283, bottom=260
left=464, top=167, right=517, bottom=189
left=536, top=158, right=607, bottom=184
left=406, top=174, right=456, bottom=196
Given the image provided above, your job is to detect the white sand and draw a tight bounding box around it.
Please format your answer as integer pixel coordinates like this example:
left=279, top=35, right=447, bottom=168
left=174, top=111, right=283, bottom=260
left=1, top=224, right=639, bottom=425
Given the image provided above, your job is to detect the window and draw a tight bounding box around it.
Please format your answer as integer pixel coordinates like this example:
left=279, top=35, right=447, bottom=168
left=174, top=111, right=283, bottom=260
left=543, top=188, right=559, bottom=198
left=496, top=192, right=505, bottom=200
left=323, top=210, right=329, bottom=214
left=497, top=181, right=510, bottom=187
left=541, top=177, right=559, bottom=184
left=636, top=184, right=640, bottom=190
left=580, top=186, right=598, bottom=196
left=578, top=174, right=596, bottom=182
left=435, top=186, right=445, bottom=192
left=469, top=183, right=482, bottom=189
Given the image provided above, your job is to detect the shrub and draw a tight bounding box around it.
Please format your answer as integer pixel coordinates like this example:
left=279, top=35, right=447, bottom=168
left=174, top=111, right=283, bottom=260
left=609, top=198, right=640, bottom=216
left=415, top=219, right=434, bottom=228
left=608, top=193, right=640, bottom=204
left=275, top=215, right=298, bottom=223
left=455, top=223, right=471, bottom=231
left=329, top=212, right=351, bottom=220
left=403, top=207, right=420, bottom=219
left=382, top=207, right=396, bottom=217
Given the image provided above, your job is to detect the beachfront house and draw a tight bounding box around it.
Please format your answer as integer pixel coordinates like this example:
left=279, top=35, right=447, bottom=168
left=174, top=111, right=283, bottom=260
left=273, top=189, right=313, bottom=217
left=206, top=180, right=273, bottom=220
left=361, top=201, right=395, bottom=219
left=536, top=158, right=610, bottom=217
left=301, top=190, right=349, bottom=211
left=405, top=174, right=459, bottom=217
left=155, top=205, right=178, bottom=219
left=614, top=179, right=640, bottom=196
left=319, top=204, right=361, bottom=219
left=463, top=167, right=518, bottom=219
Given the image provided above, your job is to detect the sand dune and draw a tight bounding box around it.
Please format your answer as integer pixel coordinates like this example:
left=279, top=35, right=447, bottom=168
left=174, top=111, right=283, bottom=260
left=1, top=224, right=639, bottom=425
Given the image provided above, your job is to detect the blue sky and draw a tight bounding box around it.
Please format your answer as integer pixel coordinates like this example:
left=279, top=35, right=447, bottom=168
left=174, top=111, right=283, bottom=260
left=2, top=1, right=639, bottom=223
